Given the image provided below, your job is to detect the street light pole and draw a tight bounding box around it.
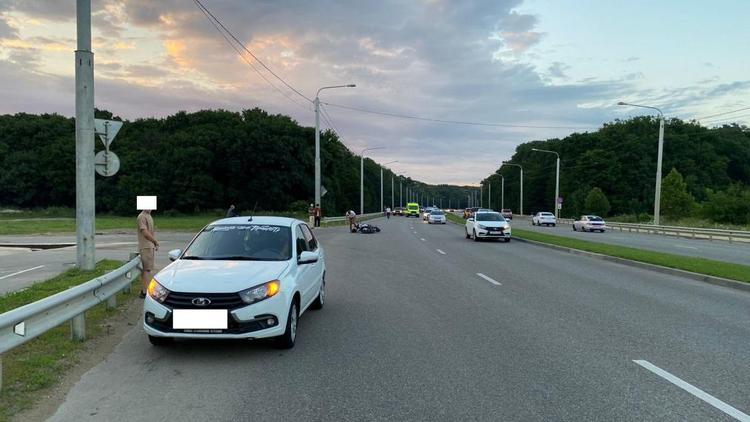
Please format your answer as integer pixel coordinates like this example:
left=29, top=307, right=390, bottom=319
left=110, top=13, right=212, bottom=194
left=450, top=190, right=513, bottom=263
left=501, top=175, right=505, bottom=210
left=618, top=101, right=665, bottom=225
left=502, top=162, right=523, bottom=215
left=76, top=0, right=95, bottom=270
left=531, top=148, right=561, bottom=219
left=488, top=181, right=491, bottom=210
left=380, top=160, right=398, bottom=213
left=314, top=84, right=355, bottom=208
left=361, top=146, right=385, bottom=215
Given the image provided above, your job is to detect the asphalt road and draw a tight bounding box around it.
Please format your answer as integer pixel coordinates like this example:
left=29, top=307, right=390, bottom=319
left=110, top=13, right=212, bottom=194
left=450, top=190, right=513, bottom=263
left=0, top=233, right=194, bottom=294
left=513, top=216, right=750, bottom=266
left=42, top=217, right=750, bottom=421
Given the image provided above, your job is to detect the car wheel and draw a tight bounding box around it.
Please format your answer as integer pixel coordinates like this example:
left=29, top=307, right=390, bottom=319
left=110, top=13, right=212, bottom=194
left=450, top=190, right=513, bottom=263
left=275, top=301, right=298, bottom=349
left=505, top=238, right=511, bottom=243
left=552, top=224, right=556, bottom=227
left=572, top=225, right=576, bottom=231
left=465, top=229, right=471, bottom=239
left=148, top=335, right=173, bottom=346
left=473, top=229, right=479, bottom=242
left=311, top=275, right=325, bottom=310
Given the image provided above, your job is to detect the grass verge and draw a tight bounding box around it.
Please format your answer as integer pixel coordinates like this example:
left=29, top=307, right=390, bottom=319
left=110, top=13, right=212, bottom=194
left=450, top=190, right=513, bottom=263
left=0, top=260, right=137, bottom=421
left=512, top=228, right=750, bottom=284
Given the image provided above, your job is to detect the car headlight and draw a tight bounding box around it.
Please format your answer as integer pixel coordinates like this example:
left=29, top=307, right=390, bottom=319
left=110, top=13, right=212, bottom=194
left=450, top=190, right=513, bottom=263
left=504, top=225, right=511, bottom=230
left=147, top=278, right=170, bottom=303
left=477, top=224, right=487, bottom=229
left=239, top=280, right=280, bottom=305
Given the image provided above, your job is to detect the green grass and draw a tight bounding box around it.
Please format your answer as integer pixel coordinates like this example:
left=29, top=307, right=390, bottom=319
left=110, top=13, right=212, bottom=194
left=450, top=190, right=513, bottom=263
left=445, top=212, right=466, bottom=225
left=511, top=228, right=750, bottom=283
left=0, top=211, right=311, bottom=235
left=0, top=260, right=137, bottom=421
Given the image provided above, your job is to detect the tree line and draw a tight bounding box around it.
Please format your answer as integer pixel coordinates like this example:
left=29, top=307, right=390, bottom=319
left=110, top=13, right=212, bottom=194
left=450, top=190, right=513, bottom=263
left=481, top=117, right=750, bottom=224
left=0, top=109, right=472, bottom=216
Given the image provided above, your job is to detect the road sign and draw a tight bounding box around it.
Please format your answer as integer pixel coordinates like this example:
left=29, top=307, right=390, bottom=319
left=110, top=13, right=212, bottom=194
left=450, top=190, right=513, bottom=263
left=95, top=150, right=120, bottom=177
left=94, top=119, right=123, bottom=148
left=557, top=203, right=562, bottom=210
left=557, top=197, right=563, bottom=204
left=321, top=185, right=328, bottom=197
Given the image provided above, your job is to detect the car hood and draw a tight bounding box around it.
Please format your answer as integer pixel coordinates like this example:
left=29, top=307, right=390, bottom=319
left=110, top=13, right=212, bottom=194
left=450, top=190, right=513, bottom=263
left=154, top=259, right=290, bottom=293
left=476, top=221, right=510, bottom=227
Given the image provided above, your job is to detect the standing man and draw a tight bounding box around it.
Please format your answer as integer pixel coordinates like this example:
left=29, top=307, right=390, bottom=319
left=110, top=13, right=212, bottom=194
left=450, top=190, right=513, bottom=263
left=314, top=203, right=322, bottom=228
left=308, top=203, right=315, bottom=226
left=346, top=210, right=357, bottom=232
left=225, top=204, right=239, bottom=218
left=137, top=209, right=159, bottom=298
left=385, top=206, right=391, bottom=219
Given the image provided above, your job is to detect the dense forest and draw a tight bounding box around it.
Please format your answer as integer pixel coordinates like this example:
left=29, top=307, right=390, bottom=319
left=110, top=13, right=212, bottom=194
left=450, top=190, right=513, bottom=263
left=0, top=109, right=472, bottom=216
left=481, top=117, right=750, bottom=223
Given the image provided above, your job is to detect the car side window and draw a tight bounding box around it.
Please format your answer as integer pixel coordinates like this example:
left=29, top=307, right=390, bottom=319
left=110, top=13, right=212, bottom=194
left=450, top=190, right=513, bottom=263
left=295, top=226, right=309, bottom=256
left=300, top=224, right=318, bottom=251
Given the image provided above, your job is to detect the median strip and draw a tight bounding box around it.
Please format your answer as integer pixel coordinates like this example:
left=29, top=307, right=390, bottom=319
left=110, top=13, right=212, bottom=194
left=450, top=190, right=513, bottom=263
left=512, top=228, right=750, bottom=289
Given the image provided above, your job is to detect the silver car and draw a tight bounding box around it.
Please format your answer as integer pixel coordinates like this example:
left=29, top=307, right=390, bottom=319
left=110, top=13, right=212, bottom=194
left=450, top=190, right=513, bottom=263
left=573, top=215, right=606, bottom=232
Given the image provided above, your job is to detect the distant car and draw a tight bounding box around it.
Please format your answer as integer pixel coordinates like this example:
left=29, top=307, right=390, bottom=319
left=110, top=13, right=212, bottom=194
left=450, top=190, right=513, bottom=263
left=532, top=212, right=557, bottom=226
left=501, top=209, right=513, bottom=220
left=405, top=202, right=420, bottom=217
left=427, top=210, right=447, bottom=224
left=393, top=207, right=404, bottom=216
left=143, top=216, right=325, bottom=349
left=465, top=211, right=511, bottom=242
left=422, top=207, right=435, bottom=220
left=573, top=215, right=606, bottom=232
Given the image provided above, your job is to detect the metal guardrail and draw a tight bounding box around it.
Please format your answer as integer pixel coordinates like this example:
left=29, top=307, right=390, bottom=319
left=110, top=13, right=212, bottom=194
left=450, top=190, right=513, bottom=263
left=513, top=214, right=750, bottom=243
left=0, top=254, right=141, bottom=390
left=322, top=212, right=383, bottom=223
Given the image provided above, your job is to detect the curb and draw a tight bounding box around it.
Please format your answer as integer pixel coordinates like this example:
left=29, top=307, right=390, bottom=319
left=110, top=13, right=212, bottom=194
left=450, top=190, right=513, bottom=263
left=512, top=237, right=750, bottom=293
left=0, top=243, right=75, bottom=249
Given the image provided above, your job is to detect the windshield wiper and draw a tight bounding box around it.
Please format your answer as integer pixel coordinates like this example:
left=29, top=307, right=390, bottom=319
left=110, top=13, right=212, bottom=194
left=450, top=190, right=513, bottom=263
left=181, top=255, right=207, bottom=260
left=211, top=255, right=266, bottom=261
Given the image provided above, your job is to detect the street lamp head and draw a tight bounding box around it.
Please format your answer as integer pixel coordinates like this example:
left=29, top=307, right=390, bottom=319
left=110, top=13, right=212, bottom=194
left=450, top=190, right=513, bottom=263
left=347, top=84, right=356, bottom=88
left=617, top=101, right=627, bottom=106
left=531, top=148, right=540, bottom=151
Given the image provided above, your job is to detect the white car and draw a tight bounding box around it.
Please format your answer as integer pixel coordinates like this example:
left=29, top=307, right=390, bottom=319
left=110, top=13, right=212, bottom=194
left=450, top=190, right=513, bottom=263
left=465, top=211, right=511, bottom=242
left=532, top=212, right=557, bottom=226
left=573, top=215, right=606, bottom=232
left=143, top=216, right=325, bottom=349
left=422, top=207, right=434, bottom=220
left=427, top=210, right=447, bottom=224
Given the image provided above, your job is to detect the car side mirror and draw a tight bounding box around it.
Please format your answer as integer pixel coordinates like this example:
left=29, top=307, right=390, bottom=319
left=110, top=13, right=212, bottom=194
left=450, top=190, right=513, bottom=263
left=467, top=218, right=474, bottom=222
left=298, top=251, right=319, bottom=265
left=168, top=249, right=182, bottom=262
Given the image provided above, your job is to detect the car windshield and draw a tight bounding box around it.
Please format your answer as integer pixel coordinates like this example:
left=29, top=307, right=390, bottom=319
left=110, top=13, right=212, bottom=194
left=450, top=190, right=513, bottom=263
left=542, top=213, right=554, bottom=216
left=588, top=216, right=603, bottom=221
left=475, top=213, right=505, bottom=222
left=430, top=211, right=444, bottom=215
left=182, top=224, right=292, bottom=261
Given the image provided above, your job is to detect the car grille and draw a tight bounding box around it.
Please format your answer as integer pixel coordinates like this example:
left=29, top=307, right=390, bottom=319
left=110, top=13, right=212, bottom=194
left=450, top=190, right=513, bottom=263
left=145, top=313, right=277, bottom=334
left=162, top=291, right=246, bottom=310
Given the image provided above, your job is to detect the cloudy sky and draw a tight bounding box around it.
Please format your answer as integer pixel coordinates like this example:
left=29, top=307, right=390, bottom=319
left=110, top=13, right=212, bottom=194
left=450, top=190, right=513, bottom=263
left=1, top=0, right=748, bottom=185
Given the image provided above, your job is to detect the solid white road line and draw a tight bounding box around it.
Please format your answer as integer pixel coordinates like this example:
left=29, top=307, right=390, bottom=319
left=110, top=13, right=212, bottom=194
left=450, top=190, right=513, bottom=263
left=420, top=238, right=426, bottom=241
left=0, top=265, right=45, bottom=280
left=436, top=249, right=446, bottom=255
left=476, top=273, right=501, bottom=286
left=674, top=244, right=698, bottom=250
left=633, top=360, right=750, bottom=421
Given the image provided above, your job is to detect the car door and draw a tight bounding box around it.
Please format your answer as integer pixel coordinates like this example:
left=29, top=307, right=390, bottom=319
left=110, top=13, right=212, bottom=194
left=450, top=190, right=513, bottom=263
left=293, top=225, right=315, bottom=308
left=300, top=224, right=323, bottom=309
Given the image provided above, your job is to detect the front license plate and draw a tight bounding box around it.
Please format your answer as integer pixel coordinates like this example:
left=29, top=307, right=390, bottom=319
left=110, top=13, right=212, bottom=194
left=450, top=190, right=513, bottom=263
left=173, top=309, right=228, bottom=329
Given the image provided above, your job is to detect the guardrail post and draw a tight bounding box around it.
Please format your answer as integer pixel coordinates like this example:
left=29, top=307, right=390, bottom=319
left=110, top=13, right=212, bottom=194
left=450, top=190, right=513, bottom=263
left=106, top=295, right=117, bottom=309
left=1, top=355, right=3, bottom=391
left=71, top=313, right=86, bottom=341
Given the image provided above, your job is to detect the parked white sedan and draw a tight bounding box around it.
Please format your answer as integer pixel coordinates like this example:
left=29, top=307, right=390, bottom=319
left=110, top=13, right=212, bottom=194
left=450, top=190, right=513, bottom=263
left=144, top=216, right=325, bottom=349
left=465, top=211, right=511, bottom=242
left=573, top=215, right=607, bottom=232
left=532, top=212, right=557, bottom=226
left=427, top=210, right=447, bottom=224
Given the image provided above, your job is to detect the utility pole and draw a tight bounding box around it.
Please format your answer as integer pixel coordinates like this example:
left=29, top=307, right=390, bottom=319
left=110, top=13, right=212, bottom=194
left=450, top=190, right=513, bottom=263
left=76, top=0, right=95, bottom=270
left=400, top=181, right=402, bottom=207
left=501, top=175, right=504, bottom=210
left=315, top=85, right=355, bottom=208
left=391, top=175, right=394, bottom=210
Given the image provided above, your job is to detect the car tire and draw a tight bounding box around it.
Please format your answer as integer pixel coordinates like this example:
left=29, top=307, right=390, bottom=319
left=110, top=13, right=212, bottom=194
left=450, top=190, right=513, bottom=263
left=572, top=225, right=576, bottom=231
left=275, top=301, right=298, bottom=349
left=465, top=229, right=471, bottom=239
left=552, top=224, right=556, bottom=227
left=473, top=229, right=479, bottom=242
left=505, top=238, right=511, bottom=243
left=148, top=335, right=173, bottom=346
left=310, top=275, right=325, bottom=310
